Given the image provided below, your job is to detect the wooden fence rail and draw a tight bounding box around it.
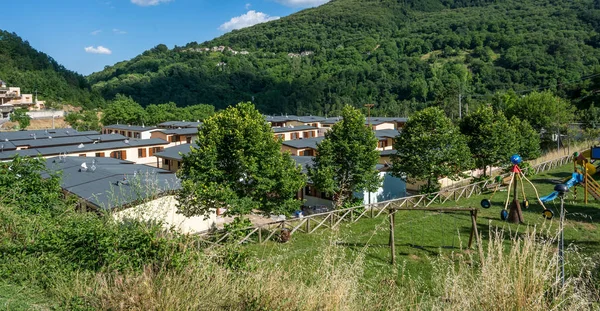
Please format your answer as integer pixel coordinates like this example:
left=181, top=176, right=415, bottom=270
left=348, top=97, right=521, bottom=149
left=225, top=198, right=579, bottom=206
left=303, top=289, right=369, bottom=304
left=200, top=153, right=575, bottom=246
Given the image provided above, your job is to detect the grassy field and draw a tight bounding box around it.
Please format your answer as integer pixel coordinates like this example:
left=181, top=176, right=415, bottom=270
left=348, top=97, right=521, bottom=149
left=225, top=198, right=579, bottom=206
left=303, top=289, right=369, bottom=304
left=245, top=162, right=600, bottom=289
left=2, top=162, right=599, bottom=310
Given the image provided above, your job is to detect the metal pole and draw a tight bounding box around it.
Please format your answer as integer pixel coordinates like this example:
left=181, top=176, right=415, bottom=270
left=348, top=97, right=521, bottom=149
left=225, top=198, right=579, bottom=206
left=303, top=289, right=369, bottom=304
left=559, top=193, right=565, bottom=288
left=459, top=93, right=462, bottom=119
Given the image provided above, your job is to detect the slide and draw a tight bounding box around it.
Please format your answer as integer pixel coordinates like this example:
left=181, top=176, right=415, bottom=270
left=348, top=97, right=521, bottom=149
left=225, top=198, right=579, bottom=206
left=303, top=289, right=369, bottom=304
left=540, top=173, right=584, bottom=203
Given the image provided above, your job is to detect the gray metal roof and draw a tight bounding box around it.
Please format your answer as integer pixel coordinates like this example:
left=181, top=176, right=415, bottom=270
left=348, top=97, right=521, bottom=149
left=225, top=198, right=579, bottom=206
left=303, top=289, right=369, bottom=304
left=379, top=150, right=397, bottom=156
left=0, top=129, right=100, bottom=141
left=0, top=148, right=44, bottom=160
left=28, top=138, right=169, bottom=157
left=13, top=134, right=127, bottom=149
left=281, top=136, right=325, bottom=149
left=44, top=156, right=180, bottom=210
left=158, top=128, right=199, bottom=135
left=264, top=115, right=327, bottom=123
left=272, top=125, right=317, bottom=133
left=154, top=143, right=198, bottom=161
left=104, top=124, right=158, bottom=132
left=374, top=129, right=400, bottom=139
left=291, top=156, right=314, bottom=173
left=0, top=141, right=17, bottom=151
left=157, top=121, right=203, bottom=129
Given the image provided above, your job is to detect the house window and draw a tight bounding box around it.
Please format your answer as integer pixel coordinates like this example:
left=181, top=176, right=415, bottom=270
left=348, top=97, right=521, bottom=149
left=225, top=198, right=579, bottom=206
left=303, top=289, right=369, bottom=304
left=304, top=186, right=311, bottom=195
left=138, top=148, right=147, bottom=158
left=186, top=136, right=192, bottom=144
left=79, top=154, right=86, bottom=157
left=164, top=159, right=170, bottom=165
left=110, top=150, right=127, bottom=160
left=301, top=149, right=314, bottom=156
left=95, top=152, right=105, bottom=157
left=169, top=136, right=176, bottom=142
left=134, top=133, right=141, bottom=139
left=303, top=131, right=311, bottom=138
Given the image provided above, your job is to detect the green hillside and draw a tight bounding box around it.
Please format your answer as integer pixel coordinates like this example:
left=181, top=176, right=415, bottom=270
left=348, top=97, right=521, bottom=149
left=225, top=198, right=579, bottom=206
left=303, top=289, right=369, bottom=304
left=0, top=30, right=105, bottom=108
left=88, top=0, right=600, bottom=115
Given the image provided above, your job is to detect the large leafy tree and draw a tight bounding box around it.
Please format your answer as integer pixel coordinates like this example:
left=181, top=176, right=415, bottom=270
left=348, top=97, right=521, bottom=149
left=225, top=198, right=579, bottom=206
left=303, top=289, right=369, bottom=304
left=392, top=107, right=473, bottom=193
left=308, top=105, right=381, bottom=207
left=10, top=108, right=31, bottom=130
left=460, top=106, right=517, bottom=175
left=510, top=116, right=541, bottom=160
left=177, top=102, right=305, bottom=218
left=505, top=91, right=575, bottom=132
left=101, top=94, right=148, bottom=126
left=65, top=110, right=101, bottom=131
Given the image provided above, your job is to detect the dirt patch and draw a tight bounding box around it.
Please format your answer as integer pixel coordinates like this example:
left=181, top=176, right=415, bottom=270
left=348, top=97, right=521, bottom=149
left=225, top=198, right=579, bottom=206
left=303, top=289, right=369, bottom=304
left=409, top=254, right=420, bottom=261
left=1, top=118, right=68, bottom=130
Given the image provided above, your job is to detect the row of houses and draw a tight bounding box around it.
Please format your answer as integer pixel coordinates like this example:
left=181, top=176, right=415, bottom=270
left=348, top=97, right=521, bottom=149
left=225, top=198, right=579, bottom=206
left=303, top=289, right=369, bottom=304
left=1, top=114, right=408, bottom=235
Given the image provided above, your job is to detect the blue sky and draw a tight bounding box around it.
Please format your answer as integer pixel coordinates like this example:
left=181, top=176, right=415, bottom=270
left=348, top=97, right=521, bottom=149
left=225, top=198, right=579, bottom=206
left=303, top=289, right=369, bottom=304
left=2, top=0, right=330, bottom=75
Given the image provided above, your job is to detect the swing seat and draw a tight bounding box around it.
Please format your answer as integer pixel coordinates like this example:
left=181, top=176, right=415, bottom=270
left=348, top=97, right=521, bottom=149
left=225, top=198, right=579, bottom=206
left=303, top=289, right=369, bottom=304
left=480, top=199, right=492, bottom=208
left=522, top=199, right=529, bottom=209
left=543, top=209, right=554, bottom=220
left=500, top=209, right=509, bottom=220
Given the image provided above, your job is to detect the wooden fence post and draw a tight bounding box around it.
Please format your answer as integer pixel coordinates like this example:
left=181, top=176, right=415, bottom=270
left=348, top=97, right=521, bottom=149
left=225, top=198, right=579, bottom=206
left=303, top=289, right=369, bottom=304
left=389, top=208, right=396, bottom=265
left=258, top=227, right=262, bottom=243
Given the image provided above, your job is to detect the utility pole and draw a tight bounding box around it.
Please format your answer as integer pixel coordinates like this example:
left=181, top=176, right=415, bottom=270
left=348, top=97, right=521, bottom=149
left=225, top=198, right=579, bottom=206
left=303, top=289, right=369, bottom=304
left=459, top=93, right=462, bottom=119
left=364, top=103, right=375, bottom=129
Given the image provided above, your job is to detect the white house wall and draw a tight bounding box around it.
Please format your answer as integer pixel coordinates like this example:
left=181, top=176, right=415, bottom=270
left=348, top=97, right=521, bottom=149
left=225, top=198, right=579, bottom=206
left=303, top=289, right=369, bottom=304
left=355, top=172, right=406, bottom=205
left=113, top=195, right=217, bottom=234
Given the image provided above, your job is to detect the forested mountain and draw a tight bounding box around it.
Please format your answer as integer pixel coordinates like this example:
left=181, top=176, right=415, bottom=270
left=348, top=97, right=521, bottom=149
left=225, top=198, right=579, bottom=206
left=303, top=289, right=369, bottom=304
left=0, top=30, right=105, bottom=108
left=88, top=0, right=600, bottom=116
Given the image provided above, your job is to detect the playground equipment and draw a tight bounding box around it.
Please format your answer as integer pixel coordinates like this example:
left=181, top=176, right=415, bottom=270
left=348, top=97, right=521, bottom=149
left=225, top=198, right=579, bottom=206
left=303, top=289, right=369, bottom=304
left=481, top=154, right=553, bottom=223
left=540, top=149, right=600, bottom=204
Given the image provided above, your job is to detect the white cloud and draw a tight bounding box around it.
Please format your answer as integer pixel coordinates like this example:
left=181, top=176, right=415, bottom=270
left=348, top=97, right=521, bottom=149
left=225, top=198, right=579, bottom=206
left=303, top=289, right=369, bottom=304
left=275, top=0, right=330, bottom=7
left=131, top=0, right=172, bottom=6
left=219, top=10, right=279, bottom=31
left=84, top=46, right=112, bottom=55
left=113, top=28, right=127, bottom=34
left=245, top=3, right=251, bottom=9
left=90, top=30, right=102, bottom=35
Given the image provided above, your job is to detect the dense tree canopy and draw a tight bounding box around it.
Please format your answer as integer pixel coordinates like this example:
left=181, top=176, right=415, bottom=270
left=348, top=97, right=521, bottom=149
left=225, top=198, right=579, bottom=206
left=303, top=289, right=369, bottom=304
left=0, top=30, right=105, bottom=108
left=460, top=106, right=517, bottom=175
left=101, top=94, right=148, bottom=126
left=392, top=107, right=473, bottom=192
left=88, top=0, right=600, bottom=116
left=9, top=108, right=31, bottom=130
left=177, top=102, right=305, bottom=218
left=308, top=105, right=381, bottom=207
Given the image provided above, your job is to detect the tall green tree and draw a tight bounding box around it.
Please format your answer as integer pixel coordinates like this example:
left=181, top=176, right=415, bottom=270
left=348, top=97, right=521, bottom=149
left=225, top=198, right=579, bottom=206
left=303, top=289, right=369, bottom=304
left=65, top=110, right=101, bottom=131
left=308, top=105, right=381, bottom=207
left=510, top=116, right=541, bottom=160
left=177, top=102, right=305, bottom=218
left=101, top=94, right=148, bottom=126
left=460, top=106, right=517, bottom=175
left=392, top=107, right=473, bottom=193
left=10, top=108, right=31, bottom=130
left=505, top=91, right=575, bottom=132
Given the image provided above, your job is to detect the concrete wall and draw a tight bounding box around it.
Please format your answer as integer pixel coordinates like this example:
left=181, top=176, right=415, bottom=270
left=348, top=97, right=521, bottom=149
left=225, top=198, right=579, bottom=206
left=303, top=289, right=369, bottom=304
left=27, top=110, right=65, bottom=119
left=372, top=122, right=396, bottom=130
left=113, top=195, right=217, bottom=234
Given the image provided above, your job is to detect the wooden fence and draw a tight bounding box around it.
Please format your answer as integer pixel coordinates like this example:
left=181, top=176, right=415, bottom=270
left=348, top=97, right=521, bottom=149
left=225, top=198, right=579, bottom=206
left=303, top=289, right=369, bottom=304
left=201, top=153, right=575, bottom=246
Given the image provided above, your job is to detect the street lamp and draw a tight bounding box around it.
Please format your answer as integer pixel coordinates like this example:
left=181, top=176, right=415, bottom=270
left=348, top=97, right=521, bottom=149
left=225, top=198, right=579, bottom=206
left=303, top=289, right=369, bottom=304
left=554, top=183, right=568, bottom=288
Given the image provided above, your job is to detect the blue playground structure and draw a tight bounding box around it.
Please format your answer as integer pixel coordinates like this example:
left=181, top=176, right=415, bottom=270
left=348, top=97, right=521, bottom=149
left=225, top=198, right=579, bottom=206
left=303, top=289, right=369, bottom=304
left=540, top=173, right=584, bottom=203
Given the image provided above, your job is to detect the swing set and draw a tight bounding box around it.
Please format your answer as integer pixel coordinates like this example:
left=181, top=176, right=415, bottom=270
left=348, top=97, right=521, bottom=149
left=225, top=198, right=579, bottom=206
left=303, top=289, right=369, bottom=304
left=480, top=154, right=554, bottom=223
left=387, top=206, right=483, bottom=265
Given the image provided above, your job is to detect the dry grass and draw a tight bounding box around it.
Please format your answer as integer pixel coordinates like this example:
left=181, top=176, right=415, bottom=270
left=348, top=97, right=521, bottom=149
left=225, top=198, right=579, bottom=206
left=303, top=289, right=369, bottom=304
left=51, top=226, right=599, bottom=311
